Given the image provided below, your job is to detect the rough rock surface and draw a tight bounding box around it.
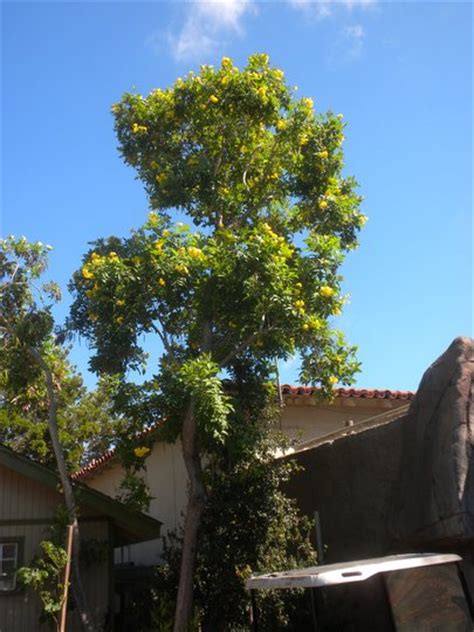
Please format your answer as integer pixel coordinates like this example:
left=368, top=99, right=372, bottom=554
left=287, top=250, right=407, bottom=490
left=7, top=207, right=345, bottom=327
left=393, top=336, right=474, bottom=545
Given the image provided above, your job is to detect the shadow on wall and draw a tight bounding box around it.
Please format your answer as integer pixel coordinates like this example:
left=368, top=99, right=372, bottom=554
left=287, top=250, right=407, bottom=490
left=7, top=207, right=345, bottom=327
left=282, top=337, right=474, bottom=592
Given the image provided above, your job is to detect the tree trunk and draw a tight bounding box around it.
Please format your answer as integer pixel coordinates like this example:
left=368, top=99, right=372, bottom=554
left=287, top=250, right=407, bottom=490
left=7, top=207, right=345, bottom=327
left=29, top=348, right=98, bottom=632
left=173, top=402, right=206, bottom=632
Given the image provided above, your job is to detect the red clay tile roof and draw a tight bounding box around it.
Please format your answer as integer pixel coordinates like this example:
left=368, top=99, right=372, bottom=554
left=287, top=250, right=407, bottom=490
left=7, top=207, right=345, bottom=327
left=72, top=387, right=415, bottom=481
left=281, top=386, right=415, bottom=400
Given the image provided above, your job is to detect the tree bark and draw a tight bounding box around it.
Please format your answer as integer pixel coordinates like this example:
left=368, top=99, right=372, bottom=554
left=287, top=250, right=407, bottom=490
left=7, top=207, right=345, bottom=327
left=173, top=401, right=206, bottom=632
left=29, top=348, right=98, bottom=632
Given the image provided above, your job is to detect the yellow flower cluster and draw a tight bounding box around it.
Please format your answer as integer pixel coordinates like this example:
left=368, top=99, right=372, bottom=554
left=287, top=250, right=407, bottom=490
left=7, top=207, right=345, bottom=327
left=131, top=123, right=148, bottom=134
left=319, top=200, right=328, bottom=210
left=116, top=299, right=125, bottom=307
left=299, top=134, right=309, bottom=146
left=302, top=97, right=313, bottom=110
left=175, top=264, right=189, bottom=275
left=209, top=95, right=219, bottom=104
left=188, top=246, right=205, bottom=260
left=328, top=376, right=338, bottom=386
left=134, top=446, right=151, bottom=458
left=320, top=285, right=335, bottom=298
left=276, top=119, right=288, bottom=131
left=274, top=69, right=284, bottom=81
left=318, top=150, right=329, bottom=160
left=82, top=267, right=94, bottom=280
left=158, top=277, right=166, bottom=287
left=257, top=86, right=267, bottom=98
left=221, top=57, right=232, bottom=69
left=302, top=317, right=321, bottom=332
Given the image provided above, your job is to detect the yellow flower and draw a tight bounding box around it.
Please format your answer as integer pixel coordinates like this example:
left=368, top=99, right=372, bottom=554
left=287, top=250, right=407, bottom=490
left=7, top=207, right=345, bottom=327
left=302, top=97, right=313, bottom=110
left=154, top=241, right=163, bottom=254
left=188, top=246, right=204, bottom=260
left=294, top=299, right=305, bottom=309
left=108, top=251, right=119, bottom=262
left=276, top=119, right=287, bottom=131
left=318, top=150, right=329, bottom=160
left=221, top=56, right=232, bottom=69
left=131, top=123, right=148, bottom=134
left=116, top=299, right=125, bottom=307
left=82, top=266, right=93, bottom=280
left=332, top=307, right=342, bottom=317
left=328, top=376, right=338, bottom=385
left=257, top=86, right=267, bottom=98
left=156, top=173, right=167, bottom=185
left=148, top=211, right=158, bottom=225
left=175, top=264, right=189, bottom=274
left=319, top=200, right=328, bottom=210
left=209, top=95, right=219, bottom=104
left=270, top=172, right=279, bottom=180
left=320, top=286, right=335, bottom=298
left=134, top=446, right=150, bottom=458
left=158, top=277, right=166, bottom=287
left=274, top=69, right=284, bottom=81
left=302, top=323, right=310, bottom=331
left=115, top=316, right=124, bottom=325
left=299, top=134, right=309, bottom=146
left=89, top=312, right=98, bottom=321
left=295, top=282, right=303, bottom=289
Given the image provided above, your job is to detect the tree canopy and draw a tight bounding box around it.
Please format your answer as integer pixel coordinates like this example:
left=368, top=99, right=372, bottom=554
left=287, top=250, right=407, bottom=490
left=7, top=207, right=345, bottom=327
left=68, top=53, right=365, bottom=631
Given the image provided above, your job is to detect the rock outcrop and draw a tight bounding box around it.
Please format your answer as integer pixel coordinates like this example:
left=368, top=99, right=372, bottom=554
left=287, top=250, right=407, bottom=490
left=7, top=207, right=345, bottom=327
left=393, top=336, right=474, bottom=546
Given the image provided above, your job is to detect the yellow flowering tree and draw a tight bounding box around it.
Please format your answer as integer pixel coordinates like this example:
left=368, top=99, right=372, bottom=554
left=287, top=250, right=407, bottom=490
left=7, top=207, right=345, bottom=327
left=69, top=53, right=364, bottom=631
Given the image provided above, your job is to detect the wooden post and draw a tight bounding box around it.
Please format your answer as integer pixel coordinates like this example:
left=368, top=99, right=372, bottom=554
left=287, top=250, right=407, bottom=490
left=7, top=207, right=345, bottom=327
left=59, top=524, right=74, bottom=632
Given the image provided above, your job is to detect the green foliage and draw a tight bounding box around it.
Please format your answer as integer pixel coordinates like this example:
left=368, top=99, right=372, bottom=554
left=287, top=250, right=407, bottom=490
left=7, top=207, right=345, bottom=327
left=17, top=540, right=69, bottom=630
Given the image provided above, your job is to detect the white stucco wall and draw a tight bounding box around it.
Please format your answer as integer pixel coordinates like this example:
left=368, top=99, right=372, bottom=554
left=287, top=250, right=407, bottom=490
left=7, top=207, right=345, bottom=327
left=83, top=397, right=409, bottom=566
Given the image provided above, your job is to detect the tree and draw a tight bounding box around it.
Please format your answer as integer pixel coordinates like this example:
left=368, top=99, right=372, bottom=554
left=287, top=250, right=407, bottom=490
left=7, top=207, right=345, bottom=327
left=69, top=53, right=364, bottom=631
left=0, top=236, right=98, bottom=632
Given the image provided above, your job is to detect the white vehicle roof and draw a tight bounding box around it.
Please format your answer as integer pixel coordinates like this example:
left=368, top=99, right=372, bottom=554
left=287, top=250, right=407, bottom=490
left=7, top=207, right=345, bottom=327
left=246, top=553, right=462, bottom=590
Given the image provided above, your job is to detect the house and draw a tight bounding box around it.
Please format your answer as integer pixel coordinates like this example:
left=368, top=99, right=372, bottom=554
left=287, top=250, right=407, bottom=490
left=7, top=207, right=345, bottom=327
left=0, top=443, right=161, bottom=632
left=72, top=387, right=413, bottom=566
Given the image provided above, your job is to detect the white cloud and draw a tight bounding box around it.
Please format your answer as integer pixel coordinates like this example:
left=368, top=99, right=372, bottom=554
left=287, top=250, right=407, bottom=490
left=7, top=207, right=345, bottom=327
left=168, top=0, right=254, bottom=62
left=289, top=0, right=376, bottom=20
left=344, top=23, right=365, bottom=57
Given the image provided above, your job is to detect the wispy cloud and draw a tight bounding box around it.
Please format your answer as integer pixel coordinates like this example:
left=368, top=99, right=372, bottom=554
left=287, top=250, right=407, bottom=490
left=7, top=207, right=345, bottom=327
left=289, top=0, right=376, bottom=20
left=325, top=22, right=366, bottom=66
left=344, top=23, right=365, bottom=57
left=167, top=0, right=254, bottom=62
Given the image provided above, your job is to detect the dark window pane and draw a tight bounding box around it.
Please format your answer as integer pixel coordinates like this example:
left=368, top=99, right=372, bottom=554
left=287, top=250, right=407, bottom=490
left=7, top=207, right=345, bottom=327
left=2, top=544, right=17, bottom=559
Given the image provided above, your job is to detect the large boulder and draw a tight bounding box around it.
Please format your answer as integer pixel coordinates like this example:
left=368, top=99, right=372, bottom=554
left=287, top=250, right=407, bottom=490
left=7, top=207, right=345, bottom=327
left=393, top=336, right=474, bottom=546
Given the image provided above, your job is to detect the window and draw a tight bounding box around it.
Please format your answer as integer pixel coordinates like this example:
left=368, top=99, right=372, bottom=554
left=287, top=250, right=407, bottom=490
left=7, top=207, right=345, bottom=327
left=0, top=541, right=20, bottom=592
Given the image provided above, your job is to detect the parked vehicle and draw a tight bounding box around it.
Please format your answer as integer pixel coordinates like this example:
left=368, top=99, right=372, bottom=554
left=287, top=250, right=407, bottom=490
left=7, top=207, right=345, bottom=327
left=246, top=553, right=474, bottom=631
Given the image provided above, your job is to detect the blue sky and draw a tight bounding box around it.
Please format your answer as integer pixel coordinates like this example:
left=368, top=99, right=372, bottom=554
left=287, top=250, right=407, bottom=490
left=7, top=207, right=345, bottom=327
left=2, top=1, right=472, bottom=391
